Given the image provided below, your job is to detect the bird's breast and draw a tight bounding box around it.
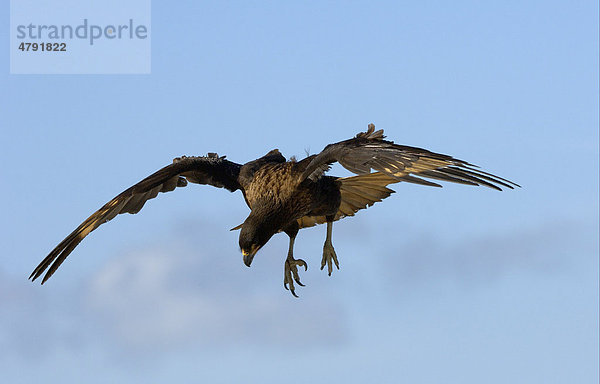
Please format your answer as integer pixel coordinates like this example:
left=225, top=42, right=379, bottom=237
left=245, top=163, right=299, bottom=206
left=244, top=163, right=341, bottom=225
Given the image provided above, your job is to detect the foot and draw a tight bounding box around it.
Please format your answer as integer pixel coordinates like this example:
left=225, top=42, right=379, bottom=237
left=320, top=241, right=339, bottom=276
left=284, top=257, right=308, bottom=297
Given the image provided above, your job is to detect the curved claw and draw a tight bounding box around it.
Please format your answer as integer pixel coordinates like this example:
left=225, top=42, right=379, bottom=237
left=284, top=258, right=308, bottom=297
left=283, top=278, right=299, bottom=298
left=296, top=258, right=308, bottom=271
left=283, top=279, right=298, bottom=297
left=321, top=242, right=339, bottom=276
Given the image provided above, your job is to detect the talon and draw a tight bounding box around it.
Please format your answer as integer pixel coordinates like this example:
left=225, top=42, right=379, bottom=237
left=283, top=257, right=308, bottom=297
left=291, top=266, right=304, bottom=286
left=297, top=258, right=308, bottom=271
left=321, top=240, right=339, bottom=277
left=284, top=270, right=296, bottom=294
left=329, top=255, right=333, bottom=275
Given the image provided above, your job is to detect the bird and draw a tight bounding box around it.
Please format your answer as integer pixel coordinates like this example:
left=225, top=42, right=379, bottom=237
left=30, top=124, right=519, bottom=296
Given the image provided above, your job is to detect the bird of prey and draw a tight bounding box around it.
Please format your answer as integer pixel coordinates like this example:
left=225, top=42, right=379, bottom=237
left=30, top=124, right=518, bottom=296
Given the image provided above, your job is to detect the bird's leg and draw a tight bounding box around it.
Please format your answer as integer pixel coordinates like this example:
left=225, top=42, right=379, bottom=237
left=320, top=218, right=339, bottom=276
left=283, top=224, right=307, bottom=297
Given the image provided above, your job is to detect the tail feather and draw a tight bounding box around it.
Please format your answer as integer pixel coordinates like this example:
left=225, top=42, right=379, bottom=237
left=297, top=172, right=398, bottom=229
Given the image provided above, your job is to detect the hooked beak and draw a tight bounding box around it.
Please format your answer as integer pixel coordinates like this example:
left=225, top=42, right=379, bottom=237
left=242, top=246, right=259, bottom=267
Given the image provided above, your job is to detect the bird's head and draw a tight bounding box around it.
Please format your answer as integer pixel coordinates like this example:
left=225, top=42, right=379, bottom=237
left=238, top=215, right=276, bottom=267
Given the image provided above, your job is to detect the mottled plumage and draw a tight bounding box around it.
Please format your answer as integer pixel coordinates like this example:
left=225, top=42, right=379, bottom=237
left=30, top=124, right=519, bottom=296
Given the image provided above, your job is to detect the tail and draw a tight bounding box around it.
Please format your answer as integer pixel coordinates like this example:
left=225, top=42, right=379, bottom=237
left=297, top=172, right=405, bottom=229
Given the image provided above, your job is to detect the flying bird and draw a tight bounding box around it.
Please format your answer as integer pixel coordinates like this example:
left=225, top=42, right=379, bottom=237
left=30, top=124, right=519, bottom=296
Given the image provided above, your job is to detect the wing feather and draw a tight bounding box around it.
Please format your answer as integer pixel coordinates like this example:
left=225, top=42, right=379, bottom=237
left=299, top=124, right=519, bottom=191
left=297, top=172, right=397, bottom=229
left=30, top=154, right=242, bottom=284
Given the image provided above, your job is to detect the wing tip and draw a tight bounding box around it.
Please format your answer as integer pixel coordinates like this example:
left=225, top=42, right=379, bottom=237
left=29, top=269, right=47, bottom=284
left=41, top=273, right=51, bottom=284
left=29, top=263, right=45, bottom=282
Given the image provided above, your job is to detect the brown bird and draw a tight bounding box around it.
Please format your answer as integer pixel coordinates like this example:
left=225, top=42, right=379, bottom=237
left=30, top=124, right=519, bottom=296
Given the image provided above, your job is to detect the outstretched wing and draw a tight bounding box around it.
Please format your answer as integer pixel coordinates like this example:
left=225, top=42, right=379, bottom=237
left=298, top=124, right=520, bottom=191
left=30, top=154, right=242, bottom=284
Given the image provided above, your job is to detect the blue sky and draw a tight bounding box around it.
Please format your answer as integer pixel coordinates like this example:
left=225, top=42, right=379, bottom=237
left=1, top=1, right=598, bottom=383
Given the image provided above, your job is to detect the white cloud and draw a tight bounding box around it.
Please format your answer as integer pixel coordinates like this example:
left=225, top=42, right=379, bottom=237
left=85, top=241, right=348, bottom=352
left=1, top=223, right=349, bottom=366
